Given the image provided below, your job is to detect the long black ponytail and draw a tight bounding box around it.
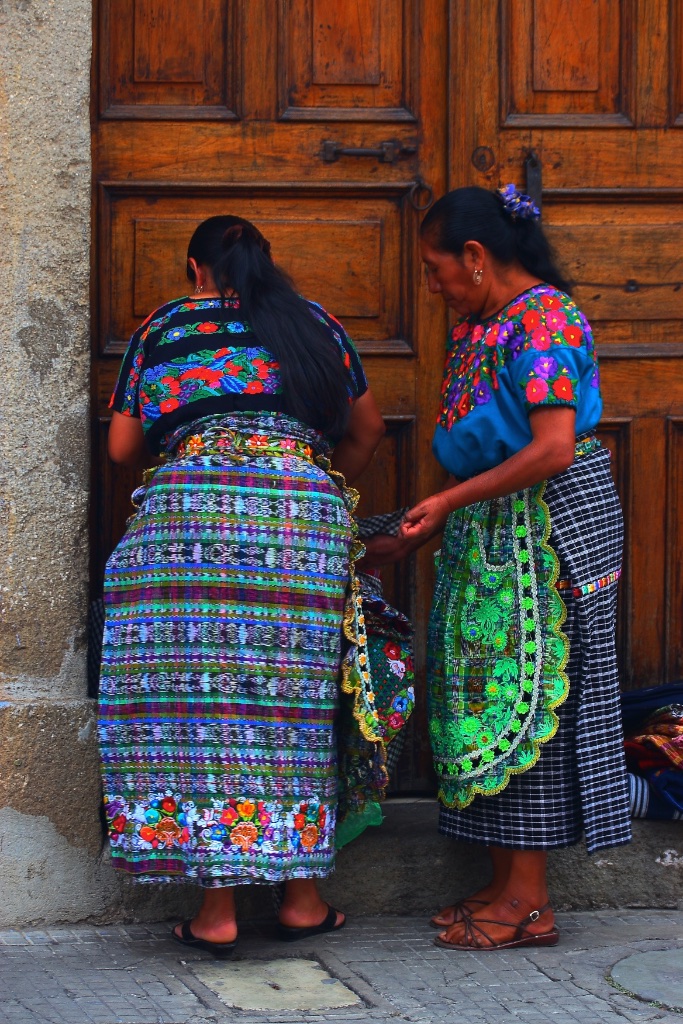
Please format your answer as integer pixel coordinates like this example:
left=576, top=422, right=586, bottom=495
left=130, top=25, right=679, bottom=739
left=187, top=215, right=352, bottom=437
left=420, top=186, right=572, bottom=294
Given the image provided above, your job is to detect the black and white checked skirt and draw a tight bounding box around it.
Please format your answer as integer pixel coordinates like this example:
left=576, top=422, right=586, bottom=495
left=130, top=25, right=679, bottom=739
left=439, top=447, right=632, bottom=853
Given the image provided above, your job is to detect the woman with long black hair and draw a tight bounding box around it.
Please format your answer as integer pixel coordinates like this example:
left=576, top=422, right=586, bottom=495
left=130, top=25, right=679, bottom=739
left=99, top=216, right=385, bottom=954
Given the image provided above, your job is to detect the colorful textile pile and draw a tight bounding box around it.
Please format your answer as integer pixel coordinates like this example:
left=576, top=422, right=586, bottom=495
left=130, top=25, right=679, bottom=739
left=335, top=514, right=415, bottom=848
left=625, top=701, right=683, bottom=819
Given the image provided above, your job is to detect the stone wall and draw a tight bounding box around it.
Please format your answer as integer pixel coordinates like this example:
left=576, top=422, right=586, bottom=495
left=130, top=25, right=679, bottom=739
left=0, top=0, right=109, bottom=925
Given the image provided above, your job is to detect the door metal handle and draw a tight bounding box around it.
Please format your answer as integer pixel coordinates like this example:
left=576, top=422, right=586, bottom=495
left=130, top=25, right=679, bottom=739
left=524, top=151, right=542, bottom=218
left=321, top=139, right=417, bottom=164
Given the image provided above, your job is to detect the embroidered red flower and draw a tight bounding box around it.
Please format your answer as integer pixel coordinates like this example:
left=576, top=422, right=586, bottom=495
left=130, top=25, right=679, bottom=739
left=540, top=293, right=562, bottom=310
left=245, top=380, right=264, bottom=393
left=197, top=322, right=219, bottom=333
left=522, top=309, right=542, bottom=331
left=161, top=797, right=176, bottom=814
left=220, top=807, right=239, bottom=825
left=383, top=640, right=402, bottom=659
left=563, top=325, right=583, bottom=347
left=112, top=814, right=126, bottom=834
left=179, top=367, right=221, bottom=383
left=457, top=392, right=472, bottom=419
left=294, top=813, right=306, bottom=830
left=225, top=362, right=241, bottom=376
left=552, top=376, right=575, bottom=401
left=525, top=378, right=549, bottom=403
left=161, top=376, right=180, bottom=394
left=484, top=323, right=500, bottom=347
left=160, top=397, right=180, bottom=413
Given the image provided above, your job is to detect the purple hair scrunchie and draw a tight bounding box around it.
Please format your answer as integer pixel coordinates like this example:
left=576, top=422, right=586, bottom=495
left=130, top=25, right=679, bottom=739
left=497, top=183, right=540, bottom=222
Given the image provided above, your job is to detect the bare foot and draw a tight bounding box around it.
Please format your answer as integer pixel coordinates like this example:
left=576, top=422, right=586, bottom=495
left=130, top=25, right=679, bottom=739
left=278, top=901, right=345, bottom=930
left=437, top=897, right=555, bottom=949
left=173, top=916, right=238, bottom=945
left=430, top=881, right=504, bottom=928
left=430, top=897, right=488, bottom=929
left=279, top=879, right=345, bottom=930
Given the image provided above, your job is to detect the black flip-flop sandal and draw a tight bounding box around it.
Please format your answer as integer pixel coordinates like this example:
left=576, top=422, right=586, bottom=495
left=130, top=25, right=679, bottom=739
left=171, top=919, right=238, bottom=958
left=276, top=903, right=345, bottom=942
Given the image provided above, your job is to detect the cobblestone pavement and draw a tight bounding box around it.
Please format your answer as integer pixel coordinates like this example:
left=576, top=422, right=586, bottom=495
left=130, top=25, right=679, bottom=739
left=1, top=910, right=682, bottom=1024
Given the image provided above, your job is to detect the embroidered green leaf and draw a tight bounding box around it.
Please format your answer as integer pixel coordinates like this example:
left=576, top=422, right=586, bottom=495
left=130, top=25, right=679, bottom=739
left=493, top=658, right=519, bottom=682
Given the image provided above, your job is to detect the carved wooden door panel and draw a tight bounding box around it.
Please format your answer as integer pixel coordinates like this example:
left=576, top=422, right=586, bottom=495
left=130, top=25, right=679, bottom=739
left=452, top=1, right=683, bottom=687
left=92, top=1, right=449, bottom=789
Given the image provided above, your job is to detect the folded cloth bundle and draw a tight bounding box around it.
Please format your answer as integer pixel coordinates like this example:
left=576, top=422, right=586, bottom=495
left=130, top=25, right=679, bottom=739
left=335, top=509, right=415, bottom=848
left=624, top=701, right=683, bottom=819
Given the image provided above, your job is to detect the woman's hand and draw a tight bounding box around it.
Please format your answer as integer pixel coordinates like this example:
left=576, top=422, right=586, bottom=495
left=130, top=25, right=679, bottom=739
left=399, top=492, right=454, bottom=544
left=357, top=533, right=420, bottom=569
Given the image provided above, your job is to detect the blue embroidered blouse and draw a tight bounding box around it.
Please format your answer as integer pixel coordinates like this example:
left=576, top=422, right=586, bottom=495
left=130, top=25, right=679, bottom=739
left=110, top=296, right=367, bottom=454
left=432, top=284, right=602, bottom=480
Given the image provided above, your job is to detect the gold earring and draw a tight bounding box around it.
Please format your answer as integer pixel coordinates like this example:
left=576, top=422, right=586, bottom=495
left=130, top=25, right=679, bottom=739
left=473, top=268, right=483, bottom=285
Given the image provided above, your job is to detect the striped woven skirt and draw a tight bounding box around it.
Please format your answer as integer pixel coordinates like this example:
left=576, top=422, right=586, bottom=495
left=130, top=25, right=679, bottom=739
left=432, top=445, right=632, bottom=853
left=98, top=413, right=357, bottom=886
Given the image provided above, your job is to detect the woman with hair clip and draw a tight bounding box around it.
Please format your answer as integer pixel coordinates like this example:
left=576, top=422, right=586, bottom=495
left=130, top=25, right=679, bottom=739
left=379, top=185, right=631, bottom=950
left=99, top=216, right=385, bottom=955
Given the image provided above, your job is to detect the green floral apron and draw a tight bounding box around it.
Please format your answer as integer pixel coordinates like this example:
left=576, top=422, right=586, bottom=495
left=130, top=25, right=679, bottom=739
left=428, top=484, right=569, bottom=809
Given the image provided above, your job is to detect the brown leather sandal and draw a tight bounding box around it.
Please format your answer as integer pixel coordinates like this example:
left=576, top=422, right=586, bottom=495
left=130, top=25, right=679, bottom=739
left=429, top=898, right=487, bottom=929
left=434, top=902, right=559, bottom=950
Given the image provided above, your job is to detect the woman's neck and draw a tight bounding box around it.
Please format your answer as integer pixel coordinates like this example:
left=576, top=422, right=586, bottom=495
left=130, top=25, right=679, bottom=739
left=479, top=268, right=542, bottom=320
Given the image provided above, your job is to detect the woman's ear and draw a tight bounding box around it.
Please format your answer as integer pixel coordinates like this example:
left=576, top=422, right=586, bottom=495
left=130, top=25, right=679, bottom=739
left=462, top=240, right=486, bottom=268
left=187, top=256, right=200, bottom=284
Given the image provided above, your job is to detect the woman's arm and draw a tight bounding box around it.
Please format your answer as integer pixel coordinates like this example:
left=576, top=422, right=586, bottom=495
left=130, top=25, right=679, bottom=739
left=330, top=389, right=386, bottom=484
left=108, top=411, right=147, bottom=466
left=400, top=406, right=577, bottom=544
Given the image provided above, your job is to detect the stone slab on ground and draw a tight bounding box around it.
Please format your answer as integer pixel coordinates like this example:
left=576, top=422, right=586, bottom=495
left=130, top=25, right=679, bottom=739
left=1, top=910, right=683, bottom=1024
left=610, top=948, right=683, bottom=1013
left=191, top=958, right=361, bottom=1012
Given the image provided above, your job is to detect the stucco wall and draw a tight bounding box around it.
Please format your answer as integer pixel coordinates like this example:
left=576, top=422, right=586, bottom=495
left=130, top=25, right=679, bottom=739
left=0, top=0, right=105, bottom=924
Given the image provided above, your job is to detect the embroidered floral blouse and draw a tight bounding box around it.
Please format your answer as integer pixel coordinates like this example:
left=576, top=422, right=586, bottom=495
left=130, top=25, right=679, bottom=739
left=432, top=284, right=602, bottom=480
left=110, top=296, right=368, bottom=454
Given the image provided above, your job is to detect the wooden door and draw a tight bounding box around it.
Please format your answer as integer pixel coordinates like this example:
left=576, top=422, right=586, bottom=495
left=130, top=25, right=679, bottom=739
left=91, top=1, right=449, bottom=789
left=451, top=0, right=683, bottom=687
